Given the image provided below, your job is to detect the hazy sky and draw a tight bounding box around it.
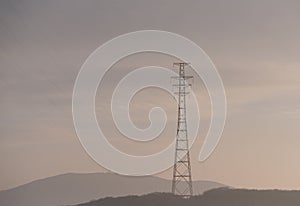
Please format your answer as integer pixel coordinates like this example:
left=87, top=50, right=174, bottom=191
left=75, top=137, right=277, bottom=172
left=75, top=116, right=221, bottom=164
left=1, top=0, right=300, bottom=191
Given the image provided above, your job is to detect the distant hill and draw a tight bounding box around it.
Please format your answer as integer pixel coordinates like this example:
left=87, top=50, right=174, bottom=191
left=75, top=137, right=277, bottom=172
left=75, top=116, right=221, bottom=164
left=0, top=173, right=226, bottom=206
left=76, top=188, right=300, bottom=206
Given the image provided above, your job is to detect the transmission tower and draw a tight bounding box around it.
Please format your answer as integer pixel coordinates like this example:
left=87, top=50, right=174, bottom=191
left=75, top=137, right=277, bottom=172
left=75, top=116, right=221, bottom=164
left=171, top=62, right=193, bottom=198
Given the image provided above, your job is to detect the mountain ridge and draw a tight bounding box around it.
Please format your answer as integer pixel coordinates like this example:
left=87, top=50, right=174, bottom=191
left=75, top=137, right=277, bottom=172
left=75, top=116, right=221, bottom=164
left=75, top=188, right=300, bottom=206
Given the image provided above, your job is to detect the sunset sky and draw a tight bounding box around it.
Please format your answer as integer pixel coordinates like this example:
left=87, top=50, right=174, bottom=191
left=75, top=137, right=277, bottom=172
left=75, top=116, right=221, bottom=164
left=1, top=0, right=300, bottom=191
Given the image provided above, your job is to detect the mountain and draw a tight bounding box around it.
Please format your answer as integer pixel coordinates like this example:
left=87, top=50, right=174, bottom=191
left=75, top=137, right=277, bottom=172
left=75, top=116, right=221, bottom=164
left=0, top=173, right=226, bottom=206
left=76, top=188, right=300, bottom=206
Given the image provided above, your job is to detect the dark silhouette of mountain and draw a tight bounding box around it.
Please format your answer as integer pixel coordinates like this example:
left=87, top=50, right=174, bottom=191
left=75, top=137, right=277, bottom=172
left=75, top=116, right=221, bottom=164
left=0, top=173, right=225, bottom=206
left=75, top=188, right=300, bottom=206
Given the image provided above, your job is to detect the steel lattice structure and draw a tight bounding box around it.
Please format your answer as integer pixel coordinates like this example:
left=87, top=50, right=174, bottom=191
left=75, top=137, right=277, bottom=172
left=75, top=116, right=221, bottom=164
left=171, top=62, right=193, bottom=198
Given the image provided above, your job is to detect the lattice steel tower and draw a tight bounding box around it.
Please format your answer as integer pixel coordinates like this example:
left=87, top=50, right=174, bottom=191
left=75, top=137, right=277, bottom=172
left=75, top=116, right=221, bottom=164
left=172, top=62, right=193, bottom=198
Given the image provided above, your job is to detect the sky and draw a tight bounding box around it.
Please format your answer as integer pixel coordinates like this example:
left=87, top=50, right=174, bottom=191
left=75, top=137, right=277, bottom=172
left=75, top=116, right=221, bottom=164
left=1, top=0, right=300, bottom=191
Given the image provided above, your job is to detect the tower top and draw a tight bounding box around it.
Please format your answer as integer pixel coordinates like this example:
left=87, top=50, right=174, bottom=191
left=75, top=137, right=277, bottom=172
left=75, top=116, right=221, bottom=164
left=173, top=62, right=190, bottom=67
left=172, top=62, right=193, bottom=80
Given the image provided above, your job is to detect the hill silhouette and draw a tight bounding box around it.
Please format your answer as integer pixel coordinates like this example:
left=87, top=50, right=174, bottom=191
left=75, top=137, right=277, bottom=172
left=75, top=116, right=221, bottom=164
left=75, top=188, right=300, bottom=206
left=0, top=173, right=225, bottom=206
